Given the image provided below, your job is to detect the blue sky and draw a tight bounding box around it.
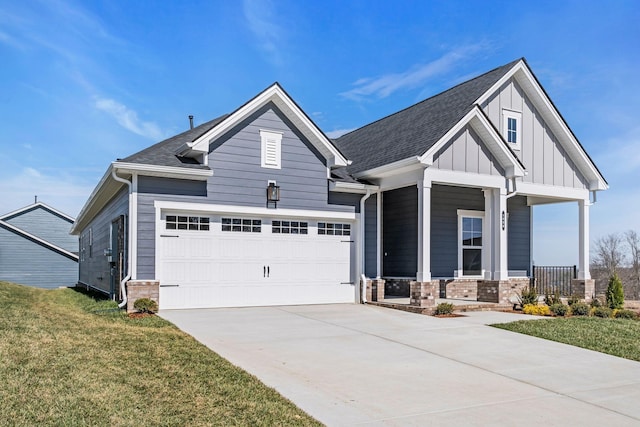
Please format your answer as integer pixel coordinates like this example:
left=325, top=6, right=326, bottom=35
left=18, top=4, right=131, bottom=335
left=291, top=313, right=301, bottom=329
left=1, top=0, right=638, bottom=265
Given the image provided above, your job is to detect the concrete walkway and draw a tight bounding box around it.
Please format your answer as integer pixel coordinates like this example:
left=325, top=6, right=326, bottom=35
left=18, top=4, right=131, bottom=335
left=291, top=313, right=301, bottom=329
left=160, top=304, right=640, bottom=426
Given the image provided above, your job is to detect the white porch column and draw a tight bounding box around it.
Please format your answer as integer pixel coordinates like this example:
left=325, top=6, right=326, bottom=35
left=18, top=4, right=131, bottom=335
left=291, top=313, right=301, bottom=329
left=578, top=199, right=591, bottom=279
left=376, top=191, right=382, bottom=279
left=416, top=178, right=432, bottom=282
left=482, top=189, right=493, bottom=280
left=492, top=187, right=508, bottom=280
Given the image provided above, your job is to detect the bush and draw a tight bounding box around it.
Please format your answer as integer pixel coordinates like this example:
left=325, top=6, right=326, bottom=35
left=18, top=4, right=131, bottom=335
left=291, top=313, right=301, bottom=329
left=434, top=302, right=455, bottom=315
left=590, top=297, right=602, bottom=308
left=523, top=304, right=550, bottom=316
left=518, top=286, right=538, bottom=307
left=606, top=274, right=624, bottom=309
left=544, top=291, right=562, bottom=306
left=571, top=302, right=590, bottom=316
left=592, top=306, right=613, bottom=318
left=615, top=310, right=639, bottom=320
left=550, top=303, right=569, bottom=317
left=567, top=294, right=581, bottom=306
left=133, top=298, right=158, bottom=314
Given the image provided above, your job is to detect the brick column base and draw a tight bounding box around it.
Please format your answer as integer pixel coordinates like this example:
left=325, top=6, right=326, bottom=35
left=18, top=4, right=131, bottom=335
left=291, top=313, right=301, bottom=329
left=572, top=279, right=596, bottom=302
left=410, top=281, right=438, bottom=307
left=365, top=278, right=386, bottom=302
left=478, top=279, right=531, bottom=304
left=126, top=280, right=160, bottom=313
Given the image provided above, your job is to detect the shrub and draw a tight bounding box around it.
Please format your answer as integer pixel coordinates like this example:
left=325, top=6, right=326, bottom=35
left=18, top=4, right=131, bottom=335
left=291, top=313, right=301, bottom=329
left=606, top=274, right=624, bottom=309
left=133, top=298, right=158, bottom=314
left=523, top=304, right=550, bottom=316
left=590, top=297, right=602, bottom=308
left=518, top=286, right=538, bottom=307
left=550, top=303, right=569, bottom=317
left=434, top=302, right=455, bottom=315
left=615, top=309, right=639, bottom=320
left=544, top=291, right=562, bottom=306
left=571, top=302, right=590, bottom=316
left=567, top=294, right=581, bottom=306
left=592, top=306, right=613, bottom=318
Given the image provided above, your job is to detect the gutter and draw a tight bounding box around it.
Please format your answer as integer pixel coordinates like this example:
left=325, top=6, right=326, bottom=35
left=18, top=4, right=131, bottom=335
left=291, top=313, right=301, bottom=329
left=359, top=189, right=372, bottom=303
left=111, top=169, right=132, bottom=309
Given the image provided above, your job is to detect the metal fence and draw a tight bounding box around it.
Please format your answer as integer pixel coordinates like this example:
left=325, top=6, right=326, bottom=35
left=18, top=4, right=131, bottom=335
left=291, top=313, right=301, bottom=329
left=532, top=265, right=577, bottom=296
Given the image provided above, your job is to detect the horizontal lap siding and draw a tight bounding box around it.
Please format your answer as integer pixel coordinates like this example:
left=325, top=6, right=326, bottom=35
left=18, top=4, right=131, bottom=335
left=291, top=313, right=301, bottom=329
left=4, top=207, right=77, bottom=252
left=78, top=188, right=129, bottom=294
left=507, top=196, right=531, bottom=275
left=383, top=186, right=417, bottom=277
left=135, top=106, right=357, bottom=280
left=0, top=226, right=78, bottom=288
left=431, top=185, right=484, bottom=278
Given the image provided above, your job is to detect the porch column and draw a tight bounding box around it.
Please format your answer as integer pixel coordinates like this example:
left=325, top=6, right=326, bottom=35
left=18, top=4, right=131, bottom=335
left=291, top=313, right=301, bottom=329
left=578, top=199, right=591, bottom=279
left=416, top=179, right=431, bottom=282
left=482, top=189, right=493, bottom=279
left=376, top=191, right=382, bottom=278
left=492, top=187, right=508, bottom=280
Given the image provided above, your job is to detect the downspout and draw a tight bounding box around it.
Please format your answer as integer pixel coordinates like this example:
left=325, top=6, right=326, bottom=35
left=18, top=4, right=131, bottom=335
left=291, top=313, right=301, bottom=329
left=505, top=177, right=518, bottom=199
left=359, top=189, right=372, bottom=303
left=111, top=168, right=132, bottom=309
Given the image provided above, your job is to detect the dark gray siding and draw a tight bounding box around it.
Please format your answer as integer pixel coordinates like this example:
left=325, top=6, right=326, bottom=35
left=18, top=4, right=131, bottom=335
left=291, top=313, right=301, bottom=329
left=431, top=185, right=484, bottom=278
left=135, top=105, right=356, bottom=280
left=383, top=186, right=417, bottom=277
left=78, top=188, right=129, bottom=294
left=364, top=194, right=377, bottom=277
left=507, top=195, right=531, bottom=275
left=0, top=225, right=77, bottom=288
left=4, top=207, right=77, bottom=252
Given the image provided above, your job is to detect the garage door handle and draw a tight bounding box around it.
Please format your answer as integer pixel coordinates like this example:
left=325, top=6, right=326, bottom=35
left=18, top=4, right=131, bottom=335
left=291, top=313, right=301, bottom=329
left=263, top=266, right=266, bottom=278
left=160, top=284, right=179, bottom=287
left=341, top=240, right=354, bottom=243
left=160, top=234, right=179, bottom=238
left=267, top=266, right=270, bottom=277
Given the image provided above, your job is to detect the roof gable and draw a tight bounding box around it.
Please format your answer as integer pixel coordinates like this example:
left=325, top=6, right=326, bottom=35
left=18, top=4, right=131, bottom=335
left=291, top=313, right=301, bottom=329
left=1, top=202, right=75, bottom=223
left=0, top=219, right=78, bottom=261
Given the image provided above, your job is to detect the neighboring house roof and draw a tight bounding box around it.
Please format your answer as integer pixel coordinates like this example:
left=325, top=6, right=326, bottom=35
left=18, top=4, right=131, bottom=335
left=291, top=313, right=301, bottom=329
left=0, top=220, right=78, bottom=262
left=333, top=58, right=522, bottom=175
left=0, top=202, right=75, bottom=223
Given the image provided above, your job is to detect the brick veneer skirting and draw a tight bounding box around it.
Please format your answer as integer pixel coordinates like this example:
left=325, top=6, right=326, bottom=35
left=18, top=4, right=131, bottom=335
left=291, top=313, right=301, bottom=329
left=477, top=278, right=531, bottom=304
left=126, top=280, right=160, bottom=313
left=365, top=278, right=386, bottom=302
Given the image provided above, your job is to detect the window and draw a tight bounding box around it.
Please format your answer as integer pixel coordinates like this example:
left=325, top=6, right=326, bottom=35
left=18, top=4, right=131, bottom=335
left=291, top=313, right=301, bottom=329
left=166, top=215, right=210, bottom=231
left=222, top=217, right=261, bottom=233
left=318, top=222, right=350, bottom=236
left=458, top=211, right=484, bottom=277
left=272, top=220, right=308, bottom=234
left=260, top=129, right=283, bottom=169
left=502, top=110, right=522, bottom=150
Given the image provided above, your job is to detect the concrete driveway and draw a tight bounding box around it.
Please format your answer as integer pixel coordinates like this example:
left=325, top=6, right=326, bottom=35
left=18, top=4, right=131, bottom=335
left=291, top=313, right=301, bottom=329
left=160, top=304, right=640, bottom=426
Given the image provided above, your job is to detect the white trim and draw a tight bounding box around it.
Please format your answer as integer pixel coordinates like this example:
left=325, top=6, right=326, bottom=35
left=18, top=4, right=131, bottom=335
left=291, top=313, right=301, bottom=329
left=0, top=202, right=75, bottom=223
left=112, top=162, right=212, bottom=180
left=0, top=219, right=79, bottom=261
left=189, top=84, right=348, bottom=167
left=376, top=191, right=382, bottom=278
left=517, top=182, right=590, bottom=201
left=131, top=174, right=138, bottom=279
left=502, top=109, right=522, bottom=151
left=153, top=200, right=357, bottom=221
left=354, top=156, right=424, bottom=179
left=457, top=210, right=485, bottom=278
left=329, top=181, right=379, bottom=194
left=426, top=168, right=506, bottom=189
left=475, top=60, right=607, bottom=191
left=260, top=129, right=282, bottom=169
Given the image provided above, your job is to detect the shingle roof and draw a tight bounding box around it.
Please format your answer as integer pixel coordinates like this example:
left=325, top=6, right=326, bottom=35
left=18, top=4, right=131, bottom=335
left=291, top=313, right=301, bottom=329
left=119, top=115, right=229, bottom=168
left=333, top=58, right=522, bottom=175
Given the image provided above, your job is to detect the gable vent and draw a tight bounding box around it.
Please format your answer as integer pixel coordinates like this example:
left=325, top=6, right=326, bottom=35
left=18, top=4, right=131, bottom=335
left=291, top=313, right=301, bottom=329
left=260, top=130, right=282, bottom=169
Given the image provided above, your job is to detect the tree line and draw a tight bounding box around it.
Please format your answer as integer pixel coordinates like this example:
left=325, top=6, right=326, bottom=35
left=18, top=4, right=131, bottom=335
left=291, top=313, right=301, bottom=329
left=591, top=230, right=640, bottom=300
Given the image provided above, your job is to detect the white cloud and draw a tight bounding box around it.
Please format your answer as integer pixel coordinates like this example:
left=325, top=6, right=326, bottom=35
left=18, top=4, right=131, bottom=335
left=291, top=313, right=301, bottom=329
left=0, top=168, right=95, bottom=218
left=242, top=0, right=284, bottom=65
left=94, top=97, right=164, bottom=140
left=340, top=44, right=487, bottom=101
left=325, top=128, right=356, bottom=139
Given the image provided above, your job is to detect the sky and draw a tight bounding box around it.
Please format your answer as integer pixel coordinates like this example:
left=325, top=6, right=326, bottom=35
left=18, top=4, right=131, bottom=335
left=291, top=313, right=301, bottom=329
left=0, top=0, right=638, bottom=265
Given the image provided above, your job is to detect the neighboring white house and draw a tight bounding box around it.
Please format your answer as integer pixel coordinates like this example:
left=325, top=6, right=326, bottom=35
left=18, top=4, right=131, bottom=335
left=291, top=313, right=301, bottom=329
left=71, top=58, right=607, bottom=310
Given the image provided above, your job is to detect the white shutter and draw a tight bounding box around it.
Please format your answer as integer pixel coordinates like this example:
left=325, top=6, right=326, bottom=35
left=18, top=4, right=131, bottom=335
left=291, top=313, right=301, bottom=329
left=260, top=130, right=282, bottom=169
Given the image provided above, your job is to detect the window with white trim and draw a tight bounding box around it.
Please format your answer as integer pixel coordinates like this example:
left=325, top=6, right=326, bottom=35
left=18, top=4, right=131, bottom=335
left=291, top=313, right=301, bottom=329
left=318, top=222, right=350, bottom=236
left=166, top=215, right=210, bottom=231
left=458, top=211, right=484, bottom=277
left=502, top=110, right=522, bottom=150
left=222, top=218, right=261, bottom=233
left=260, top=129, right=283, bottom=169
left=272, top=220, right=308, bottom=234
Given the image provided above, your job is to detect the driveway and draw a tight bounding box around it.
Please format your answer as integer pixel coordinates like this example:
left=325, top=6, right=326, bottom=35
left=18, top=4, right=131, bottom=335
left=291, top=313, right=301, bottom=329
left=160, top=304, right=640, bottom=426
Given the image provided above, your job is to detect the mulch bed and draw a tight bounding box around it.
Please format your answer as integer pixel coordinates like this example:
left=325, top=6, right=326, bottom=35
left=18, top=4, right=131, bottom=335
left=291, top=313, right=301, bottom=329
left=433, top=313, right=466, bottom=318
left=127, top=312, right=155, bottom=319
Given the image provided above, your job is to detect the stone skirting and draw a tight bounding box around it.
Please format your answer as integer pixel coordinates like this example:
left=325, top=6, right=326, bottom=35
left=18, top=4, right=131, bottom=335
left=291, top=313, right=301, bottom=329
left=126, top=280, right=160, bottom=313
left=439, top=279, right=479, bottom=300
left=571, top=279, right=596, bottom=302
left=365, top=278, right=386, bottom=302
left=477, top=278, right=532, bottom=304
left=384, top=279, right=412, bottom=296
left=409, top=281, right=439, bottom=307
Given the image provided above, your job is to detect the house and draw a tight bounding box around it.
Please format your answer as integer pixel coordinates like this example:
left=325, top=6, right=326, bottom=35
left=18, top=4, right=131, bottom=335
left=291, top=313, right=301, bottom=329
left=70, top=58, right=607, bottom=310
left=0, top=202, right=78, bottom=288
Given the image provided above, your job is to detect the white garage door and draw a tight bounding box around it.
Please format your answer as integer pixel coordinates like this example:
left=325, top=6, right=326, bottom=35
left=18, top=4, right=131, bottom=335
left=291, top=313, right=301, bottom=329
left=157, top=214, right=355, bottom=309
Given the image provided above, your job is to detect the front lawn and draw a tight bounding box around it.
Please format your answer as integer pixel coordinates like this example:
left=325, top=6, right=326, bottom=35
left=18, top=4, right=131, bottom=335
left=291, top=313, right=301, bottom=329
left=493, top=317, right=640, bottom=361
left=0, top=281, right=320, bottom=426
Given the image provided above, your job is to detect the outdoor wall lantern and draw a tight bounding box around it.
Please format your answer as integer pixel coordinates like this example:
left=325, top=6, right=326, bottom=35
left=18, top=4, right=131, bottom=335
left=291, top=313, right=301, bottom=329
left=267, top=181, right=280, bottom=207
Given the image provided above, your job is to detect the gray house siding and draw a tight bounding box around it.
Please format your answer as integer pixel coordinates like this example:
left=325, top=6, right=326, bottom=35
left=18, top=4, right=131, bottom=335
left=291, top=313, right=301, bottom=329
left=432, top=125, right=505, bottom=176
left=4, top=207, right=77, bottom=252
left=364, top=194, right=377, bottom=277
left=507, top=195, right=531, bottom=275
left=78, top=187, right=129, bottom=294
left=134, top=105, right=357, bottom=280
left=383, top=186, right=417, bottom=277
left=481, top=77, right=588, bottom=189
left=0, top=225, right=77, bottom=288
left=430, top=185, right=484, bottom=278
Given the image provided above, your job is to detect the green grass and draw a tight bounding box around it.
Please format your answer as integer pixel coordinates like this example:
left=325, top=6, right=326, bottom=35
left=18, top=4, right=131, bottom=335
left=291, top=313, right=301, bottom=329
left=0, top=281, right=321, bottom=426
left=493, top=316, right=640, bottom=361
